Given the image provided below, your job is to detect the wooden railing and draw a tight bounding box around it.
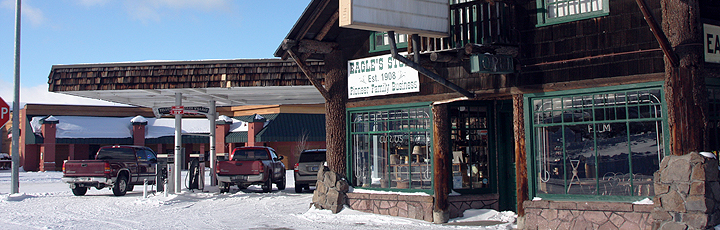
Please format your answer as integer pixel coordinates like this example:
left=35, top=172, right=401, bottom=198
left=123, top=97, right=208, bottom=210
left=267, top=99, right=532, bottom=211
left=419, top=1, right=516, bottom=53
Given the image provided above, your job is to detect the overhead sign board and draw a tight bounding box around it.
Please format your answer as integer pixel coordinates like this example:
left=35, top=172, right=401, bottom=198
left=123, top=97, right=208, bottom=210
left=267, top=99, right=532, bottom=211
left=348, top=53, right=420, bottom=99
left=339, top=0, right=449, bottom=38
left=470, top=54, right=515, bottom=74
left=0, top=97, right=8, bottom=127
left=704, top=23, right=720, bottom=64
left=154, top=106, right=210, bottom=118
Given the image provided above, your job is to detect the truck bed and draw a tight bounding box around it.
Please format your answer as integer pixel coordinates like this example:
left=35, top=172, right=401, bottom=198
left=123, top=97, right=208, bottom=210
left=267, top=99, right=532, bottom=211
left=63, top=160, right=109, bottom=177
left=216, top=160, right=262, bottom=175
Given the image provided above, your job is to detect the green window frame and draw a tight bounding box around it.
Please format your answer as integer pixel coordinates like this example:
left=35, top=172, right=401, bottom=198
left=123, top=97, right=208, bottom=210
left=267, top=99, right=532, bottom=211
left=369, top=32, right=408, bottom=53
left=525, top=82, right=669, bottom=202
left=347, top=102, right=434, bottom=193
left=536, top=0, right=609, bottom=27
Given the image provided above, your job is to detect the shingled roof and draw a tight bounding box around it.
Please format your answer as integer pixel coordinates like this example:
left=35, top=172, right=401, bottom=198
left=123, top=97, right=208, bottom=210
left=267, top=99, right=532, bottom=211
left=47, top=59, right=326, bottom=107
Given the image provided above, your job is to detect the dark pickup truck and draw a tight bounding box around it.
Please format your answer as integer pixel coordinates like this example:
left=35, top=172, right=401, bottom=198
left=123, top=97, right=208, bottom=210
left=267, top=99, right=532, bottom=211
left=216, top=146, right=286, bottom=193
left=62, top=145, right=158, bottom=196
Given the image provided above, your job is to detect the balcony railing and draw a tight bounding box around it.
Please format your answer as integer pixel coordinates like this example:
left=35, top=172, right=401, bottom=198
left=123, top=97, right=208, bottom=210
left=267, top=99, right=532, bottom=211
left=419, top=0, right=516, bottom=53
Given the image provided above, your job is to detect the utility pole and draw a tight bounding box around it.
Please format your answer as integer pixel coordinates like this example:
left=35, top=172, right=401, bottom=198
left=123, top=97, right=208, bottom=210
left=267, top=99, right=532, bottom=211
left=11, top=0, right=22, bottom=194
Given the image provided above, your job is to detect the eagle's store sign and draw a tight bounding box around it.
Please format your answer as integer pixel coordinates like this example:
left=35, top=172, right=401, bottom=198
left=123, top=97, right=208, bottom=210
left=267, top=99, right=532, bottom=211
left=704, top=23, right=720, bottom=64
left=348, top=53, right=420, bottom=99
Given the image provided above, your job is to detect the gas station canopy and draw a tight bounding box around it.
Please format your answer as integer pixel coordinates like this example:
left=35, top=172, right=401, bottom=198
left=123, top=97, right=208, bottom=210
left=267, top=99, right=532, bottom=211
left=47, top=58, right=326, bottom=107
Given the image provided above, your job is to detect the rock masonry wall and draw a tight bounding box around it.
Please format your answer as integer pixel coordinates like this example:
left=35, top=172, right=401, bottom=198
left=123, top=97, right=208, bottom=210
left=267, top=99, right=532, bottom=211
left=523, top=200, right=654, bottom=229
left=652, top=152, right=720, bottom=229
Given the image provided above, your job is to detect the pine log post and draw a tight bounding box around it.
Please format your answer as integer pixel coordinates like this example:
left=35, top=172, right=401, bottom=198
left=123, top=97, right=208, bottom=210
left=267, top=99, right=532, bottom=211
left=662, top=0, right=708, bottom=155
left=324, top=49, right=348, bottom=176
left=432, top=103, right=450, bottom=223
left=513, top=94, right=529, bottom=217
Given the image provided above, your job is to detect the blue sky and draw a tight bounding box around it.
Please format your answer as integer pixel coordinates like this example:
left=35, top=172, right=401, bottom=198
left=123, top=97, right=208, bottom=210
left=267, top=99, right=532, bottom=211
left=0, top=0, right=311, bottom=107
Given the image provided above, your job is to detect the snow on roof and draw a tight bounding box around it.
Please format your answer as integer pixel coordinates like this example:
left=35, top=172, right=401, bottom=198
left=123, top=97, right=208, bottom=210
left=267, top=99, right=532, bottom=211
left=31, top=116, right=134, bottom=139
left=31, top=116, right=254, bottom=139
left=131, top=115, right=148, bottom=123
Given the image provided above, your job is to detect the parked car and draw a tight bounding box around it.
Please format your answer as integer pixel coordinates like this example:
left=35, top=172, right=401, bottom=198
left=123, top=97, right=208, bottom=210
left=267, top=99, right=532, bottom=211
left=293, top=149, right=326, bottom=193
left=216, top=146, right=286, bottom=193
left=0, top=153, right=10, bottom=169
left=62, top=145, right=158, bottom=196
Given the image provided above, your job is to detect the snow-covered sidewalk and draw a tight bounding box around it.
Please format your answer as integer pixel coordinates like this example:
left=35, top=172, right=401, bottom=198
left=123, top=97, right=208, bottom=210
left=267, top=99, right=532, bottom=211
left=0, top=169, right=516, bottom=230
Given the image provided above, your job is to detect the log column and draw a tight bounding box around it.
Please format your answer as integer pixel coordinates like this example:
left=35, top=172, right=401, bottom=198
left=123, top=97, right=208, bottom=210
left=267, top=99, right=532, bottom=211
left=432, top=103, right=450, bottom=223
left=324, top=49, right=347, bottom=176
left=513, top=94, right=529, bottom=218
left=662, top=0, right=708, bottom=155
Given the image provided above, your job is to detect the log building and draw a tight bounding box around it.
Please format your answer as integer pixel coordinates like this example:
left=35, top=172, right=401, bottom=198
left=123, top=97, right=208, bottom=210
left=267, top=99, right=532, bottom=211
left=274, top=0, right=720, bottom=228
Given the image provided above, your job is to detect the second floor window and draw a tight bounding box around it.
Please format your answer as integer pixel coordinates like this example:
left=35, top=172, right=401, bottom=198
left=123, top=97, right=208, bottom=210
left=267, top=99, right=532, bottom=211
left=538, top=0, right=608, bottom=26
left=370, top=32, right=408, bottom=53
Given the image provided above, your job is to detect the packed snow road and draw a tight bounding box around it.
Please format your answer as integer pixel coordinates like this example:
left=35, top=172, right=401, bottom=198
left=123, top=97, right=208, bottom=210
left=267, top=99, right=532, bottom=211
left=0, top=169, right=515, bottom=230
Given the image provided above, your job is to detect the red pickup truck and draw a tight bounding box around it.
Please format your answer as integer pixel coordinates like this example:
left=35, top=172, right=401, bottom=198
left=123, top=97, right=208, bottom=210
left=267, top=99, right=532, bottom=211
left=62, top=145, right=158, bottom=196
left=216, top=146, right=286, bottom=193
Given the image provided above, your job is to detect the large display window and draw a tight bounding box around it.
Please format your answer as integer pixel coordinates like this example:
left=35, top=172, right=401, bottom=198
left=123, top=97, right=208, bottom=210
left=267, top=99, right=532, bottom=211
left=450, top=105, right=492, bottom=192
left=348, top=103, right=433, bottom=191
left=526, top=83, right=668, bottom=200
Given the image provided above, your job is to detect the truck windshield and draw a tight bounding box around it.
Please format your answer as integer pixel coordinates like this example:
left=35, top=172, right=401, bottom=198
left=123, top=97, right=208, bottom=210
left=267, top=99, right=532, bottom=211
left=232, top=150, right=270, bottom=161
left=96, top=148, right=136, bottom=161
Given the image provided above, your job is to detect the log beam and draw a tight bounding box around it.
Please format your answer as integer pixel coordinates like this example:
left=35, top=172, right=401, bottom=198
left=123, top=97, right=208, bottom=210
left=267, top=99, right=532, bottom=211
left=284, top=48, right=330, bottom=100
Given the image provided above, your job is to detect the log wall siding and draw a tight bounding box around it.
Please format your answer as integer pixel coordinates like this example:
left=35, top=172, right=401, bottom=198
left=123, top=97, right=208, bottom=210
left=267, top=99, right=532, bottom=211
left=517, top=0, right=665, bottom=83
left=48, top=61, right=325, bottom=92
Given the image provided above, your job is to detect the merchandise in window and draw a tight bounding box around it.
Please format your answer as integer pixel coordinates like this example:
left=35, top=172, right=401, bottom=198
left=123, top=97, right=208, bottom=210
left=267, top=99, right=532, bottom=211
left=350, top=106, right=433, bottom=191
left=529, top=87, right=666, bottom=199
left=450, top=105, right=492, bottom=191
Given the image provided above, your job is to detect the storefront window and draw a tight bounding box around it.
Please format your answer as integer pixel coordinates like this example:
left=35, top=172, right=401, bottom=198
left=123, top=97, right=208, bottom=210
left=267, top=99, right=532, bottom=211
left=349, top=105, right=433, bottom=191
left=529, top=87, right=665, bottom=199
left=451, top=105, right=492, bottom=191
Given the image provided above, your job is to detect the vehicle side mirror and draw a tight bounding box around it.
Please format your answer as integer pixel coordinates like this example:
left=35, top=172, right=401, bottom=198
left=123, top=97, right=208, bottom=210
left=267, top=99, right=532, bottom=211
left=277, top=156, right=284, bottom=161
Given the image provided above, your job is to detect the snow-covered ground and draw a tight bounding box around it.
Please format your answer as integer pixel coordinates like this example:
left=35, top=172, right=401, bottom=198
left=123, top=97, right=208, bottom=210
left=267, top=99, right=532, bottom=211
left=0, top=169, right=516, bottom=230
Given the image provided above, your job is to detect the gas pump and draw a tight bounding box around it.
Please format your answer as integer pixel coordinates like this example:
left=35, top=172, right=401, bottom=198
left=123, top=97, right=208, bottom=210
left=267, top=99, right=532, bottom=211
left=156, top=153, right=169, bottom=192
left=187, top=153, right=205, bottom=190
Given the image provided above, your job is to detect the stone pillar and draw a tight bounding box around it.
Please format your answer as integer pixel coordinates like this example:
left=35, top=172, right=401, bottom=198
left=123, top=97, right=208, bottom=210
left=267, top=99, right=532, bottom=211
left=653, top=152, right=720, bottom=229
left=215, top=116, right=232, bottom=159
left=246, top=114, right=265, bottom=147
left=40, top=116, right=59, bottom=172
left=131, top=116, right=148, bottom=146
left=312, top=165, right=349, bottom=213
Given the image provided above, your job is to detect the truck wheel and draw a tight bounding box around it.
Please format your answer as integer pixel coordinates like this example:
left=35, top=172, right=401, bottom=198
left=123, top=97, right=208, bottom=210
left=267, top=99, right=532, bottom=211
left=295, top=183, right=303, bottom=193
left=276, top=175, right=286, bottom=191
left=237, top=184, right=247, bottom=190
left=261, top=177, right=272, bottom=193
left=113, top=176, right=128, bottom=196
left=71, top=186, right=87, bottom=196
left=219, top=182, right=230, bottom=193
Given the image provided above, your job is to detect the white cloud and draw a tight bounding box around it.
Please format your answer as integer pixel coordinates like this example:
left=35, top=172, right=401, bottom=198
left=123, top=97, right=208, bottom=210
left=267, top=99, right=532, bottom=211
left=1, top=0, right=47, bottom=26
left=124, top=0, right=233, bottom=22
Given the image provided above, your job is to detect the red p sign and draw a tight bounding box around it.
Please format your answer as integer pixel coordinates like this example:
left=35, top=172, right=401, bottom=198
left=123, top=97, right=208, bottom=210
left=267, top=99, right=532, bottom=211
left=0, top=97, right=9, bottom=126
